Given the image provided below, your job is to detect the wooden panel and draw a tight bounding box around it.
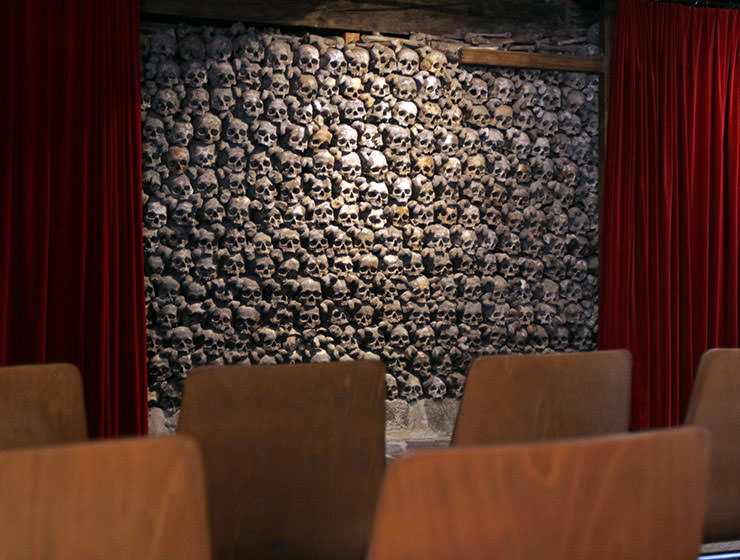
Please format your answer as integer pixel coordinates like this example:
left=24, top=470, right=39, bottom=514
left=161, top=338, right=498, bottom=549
left=0, top=436, right=212, bottom=560
left=460, top=47, right=605, bottom=72
left=178, top=360, right=386, bottom=560
left=685, top=349, right=740, bottom=542
left=141, top=0, right=597, bottom=38
left=452, top=350, right=632, bottom=445
left=0, top=363, right=88, bottom=450
left=367, top=428, right=710, bottom=560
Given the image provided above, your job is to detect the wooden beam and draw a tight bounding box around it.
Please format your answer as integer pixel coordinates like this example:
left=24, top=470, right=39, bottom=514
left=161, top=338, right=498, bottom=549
left=460, top=47, right=605, bottom=73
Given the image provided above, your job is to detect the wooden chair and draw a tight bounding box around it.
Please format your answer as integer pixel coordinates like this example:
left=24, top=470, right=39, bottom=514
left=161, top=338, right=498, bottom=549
left=0, top=436, right=212, bottom=560
left=177, top=360, right=386, bottom=560
left=367, top=427, right=710, bottom=560
left=452, top=350, right=632, bottom=445
left=685, top=348, right=740, bottom=543
left=0, top=363, right=88, bottom=449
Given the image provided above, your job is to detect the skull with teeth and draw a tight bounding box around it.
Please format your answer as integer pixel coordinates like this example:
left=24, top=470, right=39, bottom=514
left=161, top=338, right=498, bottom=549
left=366, top=74, right=390, bottom=100
left=335, top=153, right=361, bottom=184
left=332, top=124, right=358, bottom=154
left=344, top=45, right=370, bottom=77
left=266, top=40, right=292, bottom=73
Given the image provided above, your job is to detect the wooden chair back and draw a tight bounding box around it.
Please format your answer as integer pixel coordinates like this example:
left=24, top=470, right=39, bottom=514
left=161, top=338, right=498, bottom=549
left=0, top=363, right=88, bottom=449
left=685, top=348, right=740, bottom=542
left=367, top=428, right=710, bottom=560
left=0, top=436, right=211, bottom=560
left=177, top=360, right=386, bottom=559
left=452, top=350, right=632, bottom=445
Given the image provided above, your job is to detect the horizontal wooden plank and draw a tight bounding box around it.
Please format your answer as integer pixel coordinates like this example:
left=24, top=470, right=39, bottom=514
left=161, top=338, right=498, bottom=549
left=141, top=0, right=597, bottom=39
left=460, top=47, right=605, bottom=73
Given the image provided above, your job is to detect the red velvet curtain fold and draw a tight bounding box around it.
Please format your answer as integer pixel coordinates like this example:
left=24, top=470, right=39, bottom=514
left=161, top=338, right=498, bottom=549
left=600, top=0, right=740, bottom=428
left=0, top=0, right=147, bottom=436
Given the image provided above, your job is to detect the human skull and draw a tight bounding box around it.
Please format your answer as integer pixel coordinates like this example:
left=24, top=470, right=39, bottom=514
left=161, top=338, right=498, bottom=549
left=322, top=47, right=347, bottom=76
left=345, top=45, right=370, bottom=77
left=266, top=40, right=292, bottom=73
left=295, top=43, right=320, bottom=74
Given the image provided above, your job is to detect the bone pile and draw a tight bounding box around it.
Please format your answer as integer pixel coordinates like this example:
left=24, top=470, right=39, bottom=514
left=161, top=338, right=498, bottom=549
left=141, top=23, right=600, bottom=426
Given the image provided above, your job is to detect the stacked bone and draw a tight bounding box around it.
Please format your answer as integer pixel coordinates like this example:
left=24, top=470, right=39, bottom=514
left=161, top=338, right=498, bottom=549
left=141, top=23, right=599, bottom=428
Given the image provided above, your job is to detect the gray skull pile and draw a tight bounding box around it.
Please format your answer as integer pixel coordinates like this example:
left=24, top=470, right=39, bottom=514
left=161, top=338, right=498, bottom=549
left=141, top=23, right=599, bottom=422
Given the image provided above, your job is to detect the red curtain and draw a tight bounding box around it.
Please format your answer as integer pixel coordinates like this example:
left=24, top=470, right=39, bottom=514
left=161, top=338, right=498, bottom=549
left=0, top=0, right=147, bottom=436
left=600, top=0, right=740, bottom=428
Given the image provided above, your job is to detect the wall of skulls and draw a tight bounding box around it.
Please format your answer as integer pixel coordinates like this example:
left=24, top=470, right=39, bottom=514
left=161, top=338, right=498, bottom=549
left=141, top=23, right=600, bottom=426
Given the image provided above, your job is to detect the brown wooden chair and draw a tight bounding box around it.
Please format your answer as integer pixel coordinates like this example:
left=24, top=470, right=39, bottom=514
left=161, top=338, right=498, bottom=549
left=0, top=363, right=88, bottom=449
left=685, top=348, right=740, bottom=543
left=367, top=427, right=710, bottom=560
left=177, top=360, right=386, bottom=560
left=0, top=435, right=212, bottom=559
left=452, top=350, right=632, bottom=445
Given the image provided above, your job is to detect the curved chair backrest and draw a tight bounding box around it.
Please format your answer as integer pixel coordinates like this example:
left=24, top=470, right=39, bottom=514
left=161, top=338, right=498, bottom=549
left=367, top=428, right=710, bottom=560
left=0, top=436, right=212, bottom=560
left=685, top=348, right=740, bottom=542
left=452, top=350, right=632, bottom=445
left=178, top=360, right=386, bottom=560
left=0, top=363, right=88, bottom=449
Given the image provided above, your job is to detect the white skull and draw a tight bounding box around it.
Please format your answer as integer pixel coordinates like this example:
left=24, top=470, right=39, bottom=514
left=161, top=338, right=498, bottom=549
left=383, top=124, right=410, bottom=154
left=333, top=124, right=358, bottom=153
left=339, top=75, right=362, bottom=100
left=391, top=177, right=412, bottom=205
left=321, top=47, right=347, bottom=76
left=364, top=181, right=389, bottom=208
left=344, top=45, right=370, bottom=77
left=295, top=43, right=320, bottom=74
left=367, top=75, right=390, bottom=100
left=370, top=43, right=396, bottom=75
left=392, top=101, right=417, bottom=128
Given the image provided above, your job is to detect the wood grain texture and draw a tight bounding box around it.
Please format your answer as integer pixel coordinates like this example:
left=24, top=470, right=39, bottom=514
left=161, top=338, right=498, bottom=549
left=0, top=363, right=88, bottom=450
left=141, top=0, right=590, bottom=37
left=367, top=428, right=710, bottom=560
left=452, top=350, right=632, bottom=445
left=0, top=436, right=212, bottom=560
left=685, top=348, right=740, bottom=542
left=177, top=360, right=386, bottom=559
left=460, top=48, right=605, bottom=72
